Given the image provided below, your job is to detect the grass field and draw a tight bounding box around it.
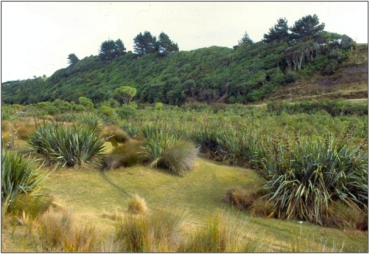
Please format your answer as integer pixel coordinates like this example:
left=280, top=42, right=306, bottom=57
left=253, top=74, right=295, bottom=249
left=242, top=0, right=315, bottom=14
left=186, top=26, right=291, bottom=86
left=2, top=142, right=367, bottom=252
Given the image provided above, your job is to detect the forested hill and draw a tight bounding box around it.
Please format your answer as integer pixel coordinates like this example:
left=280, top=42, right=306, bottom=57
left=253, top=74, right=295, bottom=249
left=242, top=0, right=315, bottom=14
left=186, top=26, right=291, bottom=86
left=2, top=15, right=366, bottom=106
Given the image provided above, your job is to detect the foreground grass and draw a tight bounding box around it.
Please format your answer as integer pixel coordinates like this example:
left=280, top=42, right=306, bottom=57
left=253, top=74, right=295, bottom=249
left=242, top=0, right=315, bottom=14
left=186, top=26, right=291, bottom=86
left=2, top=148, right=367, bottom=252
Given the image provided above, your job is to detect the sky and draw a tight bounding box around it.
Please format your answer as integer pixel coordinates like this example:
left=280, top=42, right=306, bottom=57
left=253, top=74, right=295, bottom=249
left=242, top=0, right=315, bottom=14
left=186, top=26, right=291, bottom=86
left=2, top=2, right=368, bottom=82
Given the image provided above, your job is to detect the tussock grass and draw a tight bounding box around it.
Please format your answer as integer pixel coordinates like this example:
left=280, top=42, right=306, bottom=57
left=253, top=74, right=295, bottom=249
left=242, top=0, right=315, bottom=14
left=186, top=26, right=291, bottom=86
left=16, top=211, right=31, bottom=226
left=101, top=208, right=125, bottom=221
left=250, top=198, right=275, bottom=217
left=14, top=122, right=35, bottom=140
left=322, top=200, right=368, bottom=231
left=179, top=209, right=253, bottom=252
left=6, top=194, right=54, bottom=220
left=224, top=187, right=256, bottom=209
left=127, top=194, right=148, bottom=214
left=142, top=125, right=198, bottom=176
left=37, top=208, right=73, bottom=251
left=115, top=205, right=188, bottom=252
left=101, top=140, right=146, bottom=170
left=37, top=208, right=97, bottom=252
left=224, top=187, right=275, bottom=218
left=101, top=124, right=131, bottom=145
left=2, top=120, right=11, bottom=131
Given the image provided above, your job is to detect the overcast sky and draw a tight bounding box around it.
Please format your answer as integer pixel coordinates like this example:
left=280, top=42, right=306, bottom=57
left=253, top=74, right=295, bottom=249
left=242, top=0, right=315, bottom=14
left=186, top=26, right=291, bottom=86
left=2, top=2, right=368, bottom=82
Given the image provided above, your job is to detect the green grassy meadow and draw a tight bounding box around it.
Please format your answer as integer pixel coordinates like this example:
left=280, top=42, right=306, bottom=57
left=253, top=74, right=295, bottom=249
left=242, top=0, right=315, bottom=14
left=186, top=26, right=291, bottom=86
left=2, top=142, right=368, bottom=252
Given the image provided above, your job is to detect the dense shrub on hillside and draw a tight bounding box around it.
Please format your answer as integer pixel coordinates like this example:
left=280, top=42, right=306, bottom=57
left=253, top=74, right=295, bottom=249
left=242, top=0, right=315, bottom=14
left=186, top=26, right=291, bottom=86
left=2, top=19, right=357, bottom=106
left=267, top=99, right=368, bottom=116
left=28, top=123, right=105, bottom=168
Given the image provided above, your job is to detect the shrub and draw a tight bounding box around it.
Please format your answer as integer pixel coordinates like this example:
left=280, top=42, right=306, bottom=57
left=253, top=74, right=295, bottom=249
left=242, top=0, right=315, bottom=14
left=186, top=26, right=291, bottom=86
left=1, top=150, right=47, bottom=210
left=322, top=59, right=339, bottom=75
left=76, top=112, right=103, bottom=132
left=78, top=96, right=94, bottom=110
left=2, top=106, right=17, bottom=121
left=155, top=102, right=163, bottom=111
left=259, top=135, right=368, bottom=227
left=285, top=71, right=298, bottom=83
left=273, top=72, right=286, bottom=86
left=28, top=123, right=105, bottom=168
left=73, top=104, right=86, bottom=112
left=127, top=194, right=148, bottom=214
left=99, top=105, right=114, bottom=117
left=98, top=98, right=120, bottom=108
left=116, top=104, right=137, bottom=119
left=54, top=113, right=76, bottom=122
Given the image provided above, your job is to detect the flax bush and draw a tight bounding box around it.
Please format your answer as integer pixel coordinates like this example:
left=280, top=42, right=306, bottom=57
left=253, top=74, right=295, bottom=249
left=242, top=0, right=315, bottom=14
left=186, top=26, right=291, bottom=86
left=1, top=149, right=47, bottom=210
left=259, top=134, right=368, bottom=227
left=28, top=123, right=105, bottom=168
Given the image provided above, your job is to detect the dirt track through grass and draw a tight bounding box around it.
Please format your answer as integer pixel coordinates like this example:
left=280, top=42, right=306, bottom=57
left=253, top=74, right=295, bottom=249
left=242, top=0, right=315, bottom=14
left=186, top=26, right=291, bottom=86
left=98, top=168, right=132, bottom=198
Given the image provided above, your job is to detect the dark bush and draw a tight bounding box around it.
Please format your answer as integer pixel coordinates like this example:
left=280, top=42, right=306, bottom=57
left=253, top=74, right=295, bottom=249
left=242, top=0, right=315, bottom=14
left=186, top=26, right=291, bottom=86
left=285, top=71, right=298, bottom=83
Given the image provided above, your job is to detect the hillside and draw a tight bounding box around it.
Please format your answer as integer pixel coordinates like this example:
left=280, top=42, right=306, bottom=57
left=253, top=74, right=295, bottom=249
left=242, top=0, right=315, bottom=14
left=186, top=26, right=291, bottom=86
left=267, top=43, right=368, bottom=102
left=2, top=33, right=367, bottom=106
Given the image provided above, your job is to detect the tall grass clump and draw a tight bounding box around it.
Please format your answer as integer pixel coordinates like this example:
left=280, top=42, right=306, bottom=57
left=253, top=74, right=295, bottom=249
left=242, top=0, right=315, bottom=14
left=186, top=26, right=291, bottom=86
left=101, top=140, right=146, bottom=170
left=37, top=208, right=97, bottom=252
left=6, top=194, right=54, bottom=220
left=223, top=187, right=256, bottom=209
left=1, top=149, right=47, bottom=211
left=115, top=206, right=188, bottom=252
left=101, top=124, right=131, bottom=145
left=127, top=194, right=148, bottom=214
left=259, top=134, right=368, bottom=228
left=142, top=125, right=198, bottom=176
left=28, top=123, right=105, bottom=168
left=179, top=209, right=253, bottom=252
